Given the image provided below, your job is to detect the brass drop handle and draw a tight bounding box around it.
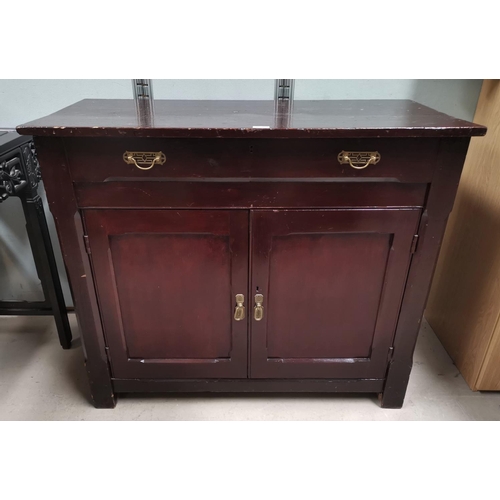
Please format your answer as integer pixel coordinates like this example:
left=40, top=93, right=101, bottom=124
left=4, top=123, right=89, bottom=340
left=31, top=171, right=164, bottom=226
left=337, top=151, right=381, bottom=170
left=343, top=154, right=376, bottom=170
left=254, top=293, right=264, bottom=321
left=234, top=294, right=245, bottom=321
left=123, top=151, right=166, bottom=171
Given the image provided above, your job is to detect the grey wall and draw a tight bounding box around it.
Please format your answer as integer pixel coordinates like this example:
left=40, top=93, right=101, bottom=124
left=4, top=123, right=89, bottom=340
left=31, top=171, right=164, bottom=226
left=153, top=79, right=275, bottom=101
left=0, top=80, right=483, bottom=307
left=0, top=80, right=132, bottom=129
left=0, top=79, right=482, bottom=128
left=294, top=80, right=482, bottom=121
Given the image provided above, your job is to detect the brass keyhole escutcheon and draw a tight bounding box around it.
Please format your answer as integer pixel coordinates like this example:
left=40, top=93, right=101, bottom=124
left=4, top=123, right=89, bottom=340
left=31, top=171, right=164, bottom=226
left=234, top=294, right=245, bottom=321
left=254, top=293, right=264, bottom=321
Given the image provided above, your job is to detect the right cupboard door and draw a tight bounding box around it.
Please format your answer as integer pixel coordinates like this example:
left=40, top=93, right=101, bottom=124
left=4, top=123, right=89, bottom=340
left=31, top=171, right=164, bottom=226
left=250, top=209, right=421, bottom=379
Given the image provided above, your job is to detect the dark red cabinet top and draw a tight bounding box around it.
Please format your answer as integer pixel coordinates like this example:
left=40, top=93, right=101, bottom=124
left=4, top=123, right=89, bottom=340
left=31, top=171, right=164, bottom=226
left=16, top=99, right=487, bottom=139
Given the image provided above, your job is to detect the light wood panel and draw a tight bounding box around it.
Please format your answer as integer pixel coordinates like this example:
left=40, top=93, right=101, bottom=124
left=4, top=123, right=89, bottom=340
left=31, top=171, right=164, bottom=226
left=426, top=80, right=500, bottom=390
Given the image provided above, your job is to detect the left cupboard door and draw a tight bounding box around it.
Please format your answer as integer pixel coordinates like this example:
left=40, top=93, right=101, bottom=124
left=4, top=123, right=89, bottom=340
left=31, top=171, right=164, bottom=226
left=83, top=210, right=249, bottom=379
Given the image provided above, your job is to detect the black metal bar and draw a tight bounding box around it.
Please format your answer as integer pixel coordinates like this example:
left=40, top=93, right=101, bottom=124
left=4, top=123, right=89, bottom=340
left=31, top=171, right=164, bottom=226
left=0, top=300, right=51, bottom=310
left=0, top=308, right=54, bottom=316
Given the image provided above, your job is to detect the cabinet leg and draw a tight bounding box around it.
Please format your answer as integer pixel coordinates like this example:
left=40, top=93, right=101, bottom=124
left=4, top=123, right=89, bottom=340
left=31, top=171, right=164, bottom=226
left=90, top=389, right=117, bottom=409
left=380, top=362, right=411, bottom=408
left=379, top=388, right=406, bottom=409
left=380, top=395, right=405, bottom=409
left=86, top=368, right=117, bottom=408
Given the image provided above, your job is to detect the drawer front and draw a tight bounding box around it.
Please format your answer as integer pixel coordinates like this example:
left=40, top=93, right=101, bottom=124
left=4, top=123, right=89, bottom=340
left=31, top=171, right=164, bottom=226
left=65, top=137, right=439, bottom=183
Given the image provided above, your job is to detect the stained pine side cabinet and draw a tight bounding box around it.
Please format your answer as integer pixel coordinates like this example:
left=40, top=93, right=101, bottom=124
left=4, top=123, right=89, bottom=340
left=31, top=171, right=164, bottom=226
left=17, top=99, right=486, bottom=408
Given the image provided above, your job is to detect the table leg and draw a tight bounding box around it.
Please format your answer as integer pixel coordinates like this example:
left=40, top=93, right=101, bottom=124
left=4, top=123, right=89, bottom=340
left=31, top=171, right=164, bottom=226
left=21, top=196, right=72, bottom=349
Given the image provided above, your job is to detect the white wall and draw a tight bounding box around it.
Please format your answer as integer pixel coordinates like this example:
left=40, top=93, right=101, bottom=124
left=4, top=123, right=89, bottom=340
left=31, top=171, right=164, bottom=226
left=0, top=80, right=483, bottom=307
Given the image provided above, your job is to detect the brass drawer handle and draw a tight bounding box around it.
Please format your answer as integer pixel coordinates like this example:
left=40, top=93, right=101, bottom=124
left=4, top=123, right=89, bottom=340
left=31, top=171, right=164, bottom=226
left=338, top=151, right=381, bottom=170
left=234, top=294, right=245, bottom=321
left=123, top=151, right=166, bottom=171
left=254, top=293, right=264, bottom=321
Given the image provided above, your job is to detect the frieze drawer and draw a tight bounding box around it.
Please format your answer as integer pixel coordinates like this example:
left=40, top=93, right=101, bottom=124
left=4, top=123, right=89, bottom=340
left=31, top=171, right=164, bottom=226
left=64, top=137, right=439, bottom=183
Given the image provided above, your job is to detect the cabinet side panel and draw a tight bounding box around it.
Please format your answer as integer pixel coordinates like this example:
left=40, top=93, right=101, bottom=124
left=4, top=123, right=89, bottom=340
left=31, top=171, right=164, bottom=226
left=382, top=137, right=471, bottom=408
left=33, top=137, right=115, bottom=408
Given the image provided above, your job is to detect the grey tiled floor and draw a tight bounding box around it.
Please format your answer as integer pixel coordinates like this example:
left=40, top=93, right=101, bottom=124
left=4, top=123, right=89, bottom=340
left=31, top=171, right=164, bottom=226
left=0, top=314, right=499, bottom=420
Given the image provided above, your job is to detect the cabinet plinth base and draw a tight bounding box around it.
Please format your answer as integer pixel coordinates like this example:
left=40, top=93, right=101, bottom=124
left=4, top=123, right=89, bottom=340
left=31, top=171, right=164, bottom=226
left=111, top=378, right=385, bottom=395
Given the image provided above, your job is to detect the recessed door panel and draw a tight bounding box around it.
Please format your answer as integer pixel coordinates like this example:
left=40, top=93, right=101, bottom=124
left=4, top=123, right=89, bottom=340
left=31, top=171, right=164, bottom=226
left=267, top=232, right=390, bottom=359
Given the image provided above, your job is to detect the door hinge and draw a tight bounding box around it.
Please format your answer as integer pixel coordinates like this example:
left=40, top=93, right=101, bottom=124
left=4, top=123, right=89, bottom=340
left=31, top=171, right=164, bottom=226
left=387, top=346, right=395, bottom=364
left=104, top=345, right=112, bottom=364
left=83, top=234, right=91, bottom=254
left=410, top=234, right=419, bottom=254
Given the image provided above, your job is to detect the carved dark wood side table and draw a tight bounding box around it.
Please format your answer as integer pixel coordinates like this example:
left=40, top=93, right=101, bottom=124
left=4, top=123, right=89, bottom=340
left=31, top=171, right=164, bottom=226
left=0, top=131, right=72, bottom=349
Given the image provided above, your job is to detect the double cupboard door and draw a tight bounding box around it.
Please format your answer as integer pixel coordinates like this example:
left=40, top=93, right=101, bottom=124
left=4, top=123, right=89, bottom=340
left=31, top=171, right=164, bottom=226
left=84, top=208, right=420, bottom=381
